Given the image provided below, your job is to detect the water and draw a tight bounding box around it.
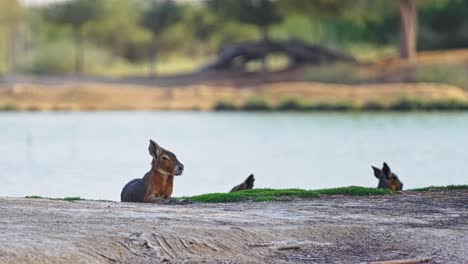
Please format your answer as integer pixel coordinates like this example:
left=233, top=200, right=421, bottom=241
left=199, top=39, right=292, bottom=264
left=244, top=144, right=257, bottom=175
left=0, top=112, right=467, bottom=201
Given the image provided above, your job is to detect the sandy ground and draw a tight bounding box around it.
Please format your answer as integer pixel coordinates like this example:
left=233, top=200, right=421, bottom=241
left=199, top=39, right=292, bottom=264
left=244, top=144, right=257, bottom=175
left=0, top=189, right=466, bottom=264
left=1, top=82, right=467, bottom=111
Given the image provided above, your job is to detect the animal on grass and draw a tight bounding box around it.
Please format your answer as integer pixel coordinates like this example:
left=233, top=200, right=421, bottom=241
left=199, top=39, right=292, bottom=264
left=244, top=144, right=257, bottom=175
left=230, top=174, right=255, bottom=192
left=371, top=162, right=403, bottom=191
left=121, top=140, right=184, bottom=203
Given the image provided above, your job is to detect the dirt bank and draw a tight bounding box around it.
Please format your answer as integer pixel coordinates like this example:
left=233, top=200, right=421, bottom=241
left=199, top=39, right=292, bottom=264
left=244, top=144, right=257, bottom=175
left=0, top=189, right=466, bottom=263
left=1, top=82, right=467, bottom=111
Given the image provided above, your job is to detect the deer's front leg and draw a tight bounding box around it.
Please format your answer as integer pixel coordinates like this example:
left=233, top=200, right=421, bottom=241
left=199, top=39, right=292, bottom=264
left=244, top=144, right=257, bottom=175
left=147, top=195, right=171, bottom=204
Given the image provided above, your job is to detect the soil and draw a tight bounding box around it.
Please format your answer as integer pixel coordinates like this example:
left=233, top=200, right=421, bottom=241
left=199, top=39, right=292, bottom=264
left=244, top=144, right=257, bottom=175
left=1, top=82, right=466, bottom=111
left=0, top=189, right=467, bottom=264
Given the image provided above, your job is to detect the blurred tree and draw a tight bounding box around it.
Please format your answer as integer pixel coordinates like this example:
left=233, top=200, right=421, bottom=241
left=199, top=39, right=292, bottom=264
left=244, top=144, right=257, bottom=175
left=398, top=0, right=417, bottom=60
left=141, top=0, right=181, bottom=76
left=0, top=0, right=24, bottom=73
left=418, top=0, right=468, bottom=50
left=87, top=0, right=151, bottom=64
left=207, top=0, right=282, bottom=43
left=44, top=0, right=105, bottom=74
left=207, top=0, right=283, bottom=71
left=279, top=0, right=419, bottom=60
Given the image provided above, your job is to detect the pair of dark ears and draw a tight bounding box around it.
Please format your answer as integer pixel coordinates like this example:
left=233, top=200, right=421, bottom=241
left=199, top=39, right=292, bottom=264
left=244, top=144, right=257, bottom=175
left=148, top=139, right=162, bottom=159
left=372, top=162, right=391, bottom=179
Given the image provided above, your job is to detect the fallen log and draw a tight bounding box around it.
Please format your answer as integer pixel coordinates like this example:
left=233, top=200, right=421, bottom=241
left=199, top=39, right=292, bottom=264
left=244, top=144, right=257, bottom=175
left=200, top=40, right=356, bottom=72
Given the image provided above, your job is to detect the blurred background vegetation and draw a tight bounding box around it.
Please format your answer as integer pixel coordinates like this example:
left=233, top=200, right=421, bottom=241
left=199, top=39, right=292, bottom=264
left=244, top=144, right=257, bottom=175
left=0, top=0, right=467, bottom=81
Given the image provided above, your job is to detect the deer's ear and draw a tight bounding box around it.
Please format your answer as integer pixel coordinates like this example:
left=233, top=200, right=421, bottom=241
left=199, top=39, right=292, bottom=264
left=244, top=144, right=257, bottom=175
left=148, top=139, right=161, bottom=159
left=246, top=174, right=255, bottom=182
left=382, top=162, right=391, bottom=177
left=372, top=166, right=381, bottom=179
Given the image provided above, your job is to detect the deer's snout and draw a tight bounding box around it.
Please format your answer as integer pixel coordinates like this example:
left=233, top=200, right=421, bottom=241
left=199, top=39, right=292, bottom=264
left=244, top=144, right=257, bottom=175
left=176, top=163, right=184, bottom=176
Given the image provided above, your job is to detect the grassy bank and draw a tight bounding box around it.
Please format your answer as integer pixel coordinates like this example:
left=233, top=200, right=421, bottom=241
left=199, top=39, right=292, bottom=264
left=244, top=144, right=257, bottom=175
left=183, top=185, right=468, bottom=203
left=214, top=97, right=468, bottom=112
left=184, top=186, right=393, bottom=203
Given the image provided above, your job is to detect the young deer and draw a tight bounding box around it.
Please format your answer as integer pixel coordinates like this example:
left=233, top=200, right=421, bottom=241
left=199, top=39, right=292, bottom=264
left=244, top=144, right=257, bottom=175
left=371, top=162, right=403, bottom=191
left=230, top=174, right=255, bottom=192
left=121, top=140, right=184, bottom=203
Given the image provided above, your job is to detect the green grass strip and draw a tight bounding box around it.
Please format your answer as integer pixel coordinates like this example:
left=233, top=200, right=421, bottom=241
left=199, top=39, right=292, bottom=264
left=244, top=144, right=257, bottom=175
left=25, top=196, right=84, bottom=202
left=409, top=185, right=468, bottom=192
left=183, top=186, right=393, bottom=203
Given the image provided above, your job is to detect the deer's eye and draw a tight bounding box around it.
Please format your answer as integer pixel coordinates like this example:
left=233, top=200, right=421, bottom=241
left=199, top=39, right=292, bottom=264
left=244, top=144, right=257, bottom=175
left=161, top=156, right=169, bottom=160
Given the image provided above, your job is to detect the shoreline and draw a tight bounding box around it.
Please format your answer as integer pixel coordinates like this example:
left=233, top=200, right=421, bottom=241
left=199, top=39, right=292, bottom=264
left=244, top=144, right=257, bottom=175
left=0, top=188, right=466, bottom=263
left=1, top=81, right=468, bottom=112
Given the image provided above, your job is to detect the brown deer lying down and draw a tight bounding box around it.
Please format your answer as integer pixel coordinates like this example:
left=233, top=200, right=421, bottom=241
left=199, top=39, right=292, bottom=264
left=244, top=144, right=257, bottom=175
left=230, top=174, right=255, bottom=192
left=121, top=140, right=184, bottom=203
left=372, top=162, right=403, bottom=191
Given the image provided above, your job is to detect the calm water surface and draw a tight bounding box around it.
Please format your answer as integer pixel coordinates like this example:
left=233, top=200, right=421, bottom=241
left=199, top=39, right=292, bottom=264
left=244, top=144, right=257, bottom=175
left=0, top=112, right=467, bottom=201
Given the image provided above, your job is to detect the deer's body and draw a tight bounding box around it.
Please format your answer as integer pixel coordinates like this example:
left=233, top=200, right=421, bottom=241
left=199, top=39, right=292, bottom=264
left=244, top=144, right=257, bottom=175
left=121, top=140, right=183, bottom=203
left=372, top=162, right=403, bottom=191
left=230, top=174, right=255, bottom=192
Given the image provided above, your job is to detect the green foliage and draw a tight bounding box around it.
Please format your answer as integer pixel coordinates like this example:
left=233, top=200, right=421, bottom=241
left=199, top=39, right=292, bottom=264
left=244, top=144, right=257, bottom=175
left=63, top=197, right=83, bottom=201
left=410, top=185, right=468, bottom=191
left=184, top=186, right=393, bottom=203
left=2, top=0, right=468, bottom=77
left=361, top=101, right=386, bottom=111
left=0, top=103, right=17, bottom=111
left=25, top=195, right=43, bottom=199
left=214, top=100, right=237, bottom=111
left=276, top=98, right=304, bottom=111
left=44, top=0, right=104, bottom=29
left=141, top=0, right=181, bottom=36
left=419, top=0, right=468, bottom=50
left=87, top=0, right=151, bottom=62
left=307, top=101, right=358, bottom=111
left=207, top=0, right=282, bottom=39
left=24, top=39, right=75, bottom=74
left=242, top=96, right=272, bottom=111
left=208, top=0, right=282, bottom=27
left=214, top=97, right=468, bottom=112
left=25, top=196, right=83, bottom=201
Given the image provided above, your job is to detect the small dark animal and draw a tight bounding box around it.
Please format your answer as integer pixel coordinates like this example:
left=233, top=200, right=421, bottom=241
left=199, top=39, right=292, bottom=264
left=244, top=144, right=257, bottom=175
left=371, top=162, right=403, bottom=191
left=230, top=174, right=255, bottom=192
left=121, top=140, right=184, bottom=203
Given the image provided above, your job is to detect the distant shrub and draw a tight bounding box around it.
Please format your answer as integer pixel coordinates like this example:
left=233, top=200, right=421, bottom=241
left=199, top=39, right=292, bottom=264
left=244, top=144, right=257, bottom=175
left=423, top=99, right=468, bottom=111
left=23, top=41, right=75, bottom=75
left=242, top=96, right=272, bottom=111
left=331, top=101, right=358, bottom=111
left=0, top=103, right=17, bottom=111
left=276, top=98, right=304, bottom=111
left=306, top=101, right=357, bottom=111
left=388, top=98, right=468, bottom=111
left=213, top=100, right=237, bottom=111
left=389, top=98, right=423, bottom=111
left=361, top=101, right=387, bottom=111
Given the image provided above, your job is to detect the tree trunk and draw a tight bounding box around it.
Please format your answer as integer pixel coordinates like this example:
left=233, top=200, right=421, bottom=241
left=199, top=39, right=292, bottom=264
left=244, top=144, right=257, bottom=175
left=74, top=27, right=84, bottom=75
left=399, top=0, right=418, bottom=60
left=148, top=37, right=159, bottom=77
